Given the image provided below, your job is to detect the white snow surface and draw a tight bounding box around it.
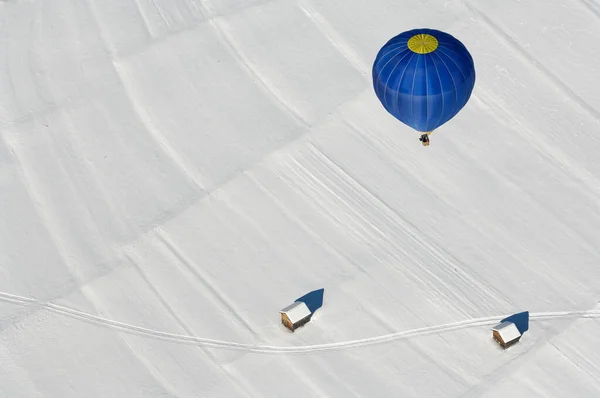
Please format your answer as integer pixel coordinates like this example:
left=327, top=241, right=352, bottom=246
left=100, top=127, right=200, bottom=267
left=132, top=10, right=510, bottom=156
left=2, top=0, right=600, bottom=396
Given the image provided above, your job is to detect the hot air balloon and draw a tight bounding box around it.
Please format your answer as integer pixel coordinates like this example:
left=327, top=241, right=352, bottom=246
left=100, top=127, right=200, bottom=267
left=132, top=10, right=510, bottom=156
left=372, top=28, right=476, bottom=146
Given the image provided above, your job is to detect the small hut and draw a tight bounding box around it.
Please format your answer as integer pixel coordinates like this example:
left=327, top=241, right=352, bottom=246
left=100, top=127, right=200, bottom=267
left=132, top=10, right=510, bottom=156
left=279, top=288, right=325, bottom=332
left=491, top=311, right=529, bottom=349
left=280, top=301, right=312, bottom=332
left=491, top=321, right=521, bottom=348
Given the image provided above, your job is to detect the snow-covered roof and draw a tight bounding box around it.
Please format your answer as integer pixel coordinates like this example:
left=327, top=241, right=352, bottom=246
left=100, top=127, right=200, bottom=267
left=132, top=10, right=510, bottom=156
left=280, top=301, right=312, bottom=323
left=492, top=321, right=522, bottom=343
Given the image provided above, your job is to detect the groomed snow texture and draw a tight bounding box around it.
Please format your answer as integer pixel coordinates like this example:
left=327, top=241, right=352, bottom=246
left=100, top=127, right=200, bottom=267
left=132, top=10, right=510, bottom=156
left=2, top=0, right=600, bottom=397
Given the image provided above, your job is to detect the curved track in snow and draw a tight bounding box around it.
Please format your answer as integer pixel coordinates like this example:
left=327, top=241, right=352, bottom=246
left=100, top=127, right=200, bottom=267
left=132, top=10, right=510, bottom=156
left=2, top=291, right=599, bottom=354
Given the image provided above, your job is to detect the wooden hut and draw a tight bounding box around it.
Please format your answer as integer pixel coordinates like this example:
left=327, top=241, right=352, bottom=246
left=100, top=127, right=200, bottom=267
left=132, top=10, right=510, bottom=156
left=279, top=301, right=312, bottom=332
left=491, top=321, right=522, bottom=349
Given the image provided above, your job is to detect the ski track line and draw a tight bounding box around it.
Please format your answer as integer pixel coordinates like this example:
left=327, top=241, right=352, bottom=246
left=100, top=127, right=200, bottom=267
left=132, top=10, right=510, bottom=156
left=3, top=132, right=90, bottom=285
left=113, top=0, right=275, bottom=60
left=195, top=181, right=334, bottom=396
left=79, top=284, right=183, bottom=397
left=207, top=13, right=309, bottom=127
left=157, top=222, right=331, bottom=397
left=154, top=230, right=259, bottom=337
left=298, top=0, right=369, bottom=76
left=472, top=89, right=600, bottom=204
left=112, top=61, right=211, bottom=191
left=266, top=149, right=442, bottom=332
left=285, top=142, right=483, bottom=318
left=468, top=93, right=600, bottom=257
left=123, top=252, right=260, bottom=398
left=304, top=134, right=513, bottom=313
left=1, top=292, right=599, bottom=354
left=93, top=0, right=374, bottom=244
left=84, top=0, right=212, bottom=192
left=1, top=95, right=75, bottom=126
left=129, top=0, right=155, bottom=39
left=578, top=0, right=600, bottom=22
left=465, top=1, right=600, bottom=125
left=244, top=169, right=381, bottom=280
left=148, top=0, right=170, bottom=31
left=251, top=155, right=445, bottom=330
left=460, top=305, right=600, bottom=398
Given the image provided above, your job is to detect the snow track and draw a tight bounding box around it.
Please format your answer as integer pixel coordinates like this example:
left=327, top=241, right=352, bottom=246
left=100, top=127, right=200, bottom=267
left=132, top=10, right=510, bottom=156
left=3, top=0, right=600, bottom=396
left=2, top=291, right=599, bottom=354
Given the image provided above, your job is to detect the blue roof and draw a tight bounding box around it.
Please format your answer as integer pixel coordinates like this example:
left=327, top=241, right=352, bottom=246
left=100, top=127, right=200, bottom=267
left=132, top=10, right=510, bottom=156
left=295, top=289, right=324, bottom=314
left=501, top=311, right=529, bottom=334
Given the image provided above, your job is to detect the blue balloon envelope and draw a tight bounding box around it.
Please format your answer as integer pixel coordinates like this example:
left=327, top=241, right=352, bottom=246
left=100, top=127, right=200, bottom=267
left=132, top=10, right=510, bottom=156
left=372, top=28, right=476, bottom=135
